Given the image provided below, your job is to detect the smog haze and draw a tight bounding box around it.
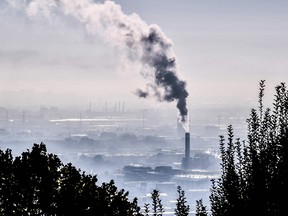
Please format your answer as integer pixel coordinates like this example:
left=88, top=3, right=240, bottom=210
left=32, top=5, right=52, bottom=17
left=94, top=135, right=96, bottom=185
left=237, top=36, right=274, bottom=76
left=1, top=1, right=288, bottom=214
left=1, top=0, right=287, bottom=110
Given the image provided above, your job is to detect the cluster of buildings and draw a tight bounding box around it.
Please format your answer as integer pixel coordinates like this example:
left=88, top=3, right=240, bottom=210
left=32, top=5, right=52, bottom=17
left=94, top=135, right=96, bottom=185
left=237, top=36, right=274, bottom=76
left=0, top=103, right=250, bottom=214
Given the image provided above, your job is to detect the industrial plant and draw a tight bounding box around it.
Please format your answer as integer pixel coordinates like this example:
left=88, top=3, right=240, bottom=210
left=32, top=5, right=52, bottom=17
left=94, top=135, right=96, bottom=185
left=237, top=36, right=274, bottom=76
left=0, top=102, right=249, bottom=213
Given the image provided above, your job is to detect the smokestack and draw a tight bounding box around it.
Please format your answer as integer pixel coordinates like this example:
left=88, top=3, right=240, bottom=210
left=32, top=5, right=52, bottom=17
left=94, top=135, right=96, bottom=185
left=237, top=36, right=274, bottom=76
left=181, top=132, right=191, bottom=170
left=185, top=132, right=190, bottom=159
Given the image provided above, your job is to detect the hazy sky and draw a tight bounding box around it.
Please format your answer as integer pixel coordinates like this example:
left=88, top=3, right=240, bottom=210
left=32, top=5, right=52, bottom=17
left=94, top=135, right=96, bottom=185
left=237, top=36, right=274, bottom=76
left=1, top=0, right=288, bottom=109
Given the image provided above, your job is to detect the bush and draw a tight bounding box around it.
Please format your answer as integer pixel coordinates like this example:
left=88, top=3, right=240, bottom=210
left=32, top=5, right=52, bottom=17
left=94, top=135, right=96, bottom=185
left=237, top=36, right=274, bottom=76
left=0, top=143, right=142, bottom=215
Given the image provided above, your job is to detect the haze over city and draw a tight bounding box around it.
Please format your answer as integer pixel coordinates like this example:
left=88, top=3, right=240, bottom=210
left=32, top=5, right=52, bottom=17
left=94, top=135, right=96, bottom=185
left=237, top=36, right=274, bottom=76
left=0, top=0, right=288, bottom=215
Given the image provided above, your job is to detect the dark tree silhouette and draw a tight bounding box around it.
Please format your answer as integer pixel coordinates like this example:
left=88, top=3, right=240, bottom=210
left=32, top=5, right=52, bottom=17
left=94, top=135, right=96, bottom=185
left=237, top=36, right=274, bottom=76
left=0, top=149, right=14, bottom=215
left=12, top=143, right=61, bottom=215
left=151, top=189, right=164, bottom=216
left=0, top=143, right=142, bottom=216
left=209, top=80, right=288, bottom=216
left=195, top=199, right=208, bottom=216
left=143, top=203, right=150, bottom=216
left=174, top=186, right=190, bottom=216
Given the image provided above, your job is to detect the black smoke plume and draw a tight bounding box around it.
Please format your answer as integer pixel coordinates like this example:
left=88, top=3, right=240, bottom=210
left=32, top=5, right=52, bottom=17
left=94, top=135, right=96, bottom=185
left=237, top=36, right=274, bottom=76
left=6, top=0, right=189, bottom=129
left=135, top=26, right=189, bottom=124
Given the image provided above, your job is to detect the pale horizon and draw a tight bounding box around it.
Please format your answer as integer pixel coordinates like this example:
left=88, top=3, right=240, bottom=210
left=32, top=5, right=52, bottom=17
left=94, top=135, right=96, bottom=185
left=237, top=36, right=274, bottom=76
left=1, top=0, right=287, bottom=110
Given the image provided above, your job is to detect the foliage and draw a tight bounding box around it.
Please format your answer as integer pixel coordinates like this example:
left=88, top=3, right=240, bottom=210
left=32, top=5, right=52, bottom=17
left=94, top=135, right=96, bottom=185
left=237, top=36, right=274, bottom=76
left=143, top=203, right=150, bottom=216
left=143, top=186, right=191, bottom=216
left=174, top=186, right=190, bottom=216
left=195, top=199, right=208, bottom=216
left=210, top=80, right=288, bottom=216
left=151, top=189, right=165, bottom=216
left=0, top=143, right=142, bottom=215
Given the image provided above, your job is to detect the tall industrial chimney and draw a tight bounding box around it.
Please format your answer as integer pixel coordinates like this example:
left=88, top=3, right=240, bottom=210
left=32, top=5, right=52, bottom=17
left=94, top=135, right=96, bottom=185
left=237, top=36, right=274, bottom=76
left=185, top=132, right=190, bottom=159
left=182, top=132, right=191, bottom=170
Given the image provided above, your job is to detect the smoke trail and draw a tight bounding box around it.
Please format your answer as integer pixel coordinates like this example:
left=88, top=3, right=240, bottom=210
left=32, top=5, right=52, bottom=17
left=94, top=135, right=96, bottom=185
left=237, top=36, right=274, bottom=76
left=7, top=0, right=189, bottom=129
left=138, top=25, right=189, bottom=128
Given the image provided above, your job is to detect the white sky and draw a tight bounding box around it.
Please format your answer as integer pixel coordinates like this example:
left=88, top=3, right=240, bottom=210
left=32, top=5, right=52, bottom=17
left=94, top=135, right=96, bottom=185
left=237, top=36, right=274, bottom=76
left=0, top=0, right=288, bottom=109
